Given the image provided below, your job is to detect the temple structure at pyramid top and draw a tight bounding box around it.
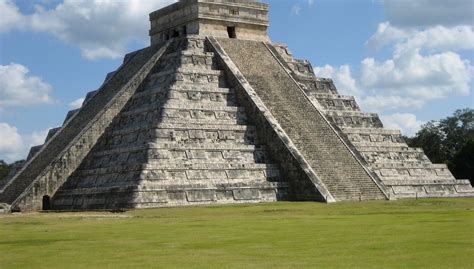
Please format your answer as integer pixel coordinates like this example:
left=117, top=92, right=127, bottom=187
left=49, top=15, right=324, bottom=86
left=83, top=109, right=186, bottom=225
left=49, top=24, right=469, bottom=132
left=0, top=0, right=472, bottom=213
left=149, top=0, right=270, bottom=44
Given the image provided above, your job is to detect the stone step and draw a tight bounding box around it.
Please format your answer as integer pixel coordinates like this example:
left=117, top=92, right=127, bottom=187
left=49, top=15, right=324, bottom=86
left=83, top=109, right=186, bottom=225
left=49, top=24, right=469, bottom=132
left=92, top=142, right=260, bottom=157
left=163, top=100, right=240, bottom=111
left=180, top=36, right=206, bottom=51
left=116, top=107, right=247, bottom=127
left=352, top=141, right=408, bottom=148
left=169, top=85, right=232, bottom=93
left=110, top=125, right=256, bottom=138
left=454, top=183, right=474, bottom=193
left=110, top=123, right=253, bottom=136
left=89, top=149, right=269, bottom=168
left=391, top=185, right=474, bottom=198
left=53, top=181, right=288, bottom=198
left=0, top=203, right=10, bottom=214
left=366, top=155, right=431, bottom=164
left=158, top=117, right=246, bottom=126
left=325, top=110, right=379, bottom=118
left=383, top=178, right=460, bottom=186
left=142, top=168, right=279, bottom=182
left=127, top=92, right=237, bottom=111
left=73, top=162, right=279, bottom=176
left=390, top=185, right=473, bottom=196
left=113, top=117, right=246, bottom=131
left=152, top=128, right=256, bottom=143
left=174, top=49, right=214, bottom=57
left=159, top=54, right=215, bottom=71
left=342, top=127, right=402, bottom=136
left=138, top=180, right=286, bottom=191
left=375, top=167, right=451, bottom=176
left=313, top=95, right=360, bottom=111
left=312, top=92, right=356, bottom=100
left=162, top=50, right=214, bottom=60
left=87, top=148, right=268, bottom=168
left=305, top=78, right=338, bottom=94
left=26, top=145, right=43, bottom=160
left=170, top=80, right=226, bottom=89
left=321, top=104, right=360, bottom=112
left=356, top=146, right=424, bottom=153
left=133, top=86, right=235, bottom=105
left=361, top=151, right=430, bottom=163
left=327, top=114, right=383, bottom=128
left=372, top=162, right=449, bottom=169
left=375, top=169, right=454, bottom=182
left=136, top=84, right=232, bottom=99
left=346, top=132, right=404, bottom=145
left=63, top=108, right=80, bottom=124
left=101, top=131, right=261, bottom=150
left=168, top=91, right=236, bottom=104
left=145, top=68, right=224, bottom=89
left=121, top=101, right=243, bottom=117
left=45, top=127, right=62, bottom=142
left=149, top=68, right=223, bottom=81
left=66, top=168, right=281, bottom=189
left=84, top=90, right=99, bottom=103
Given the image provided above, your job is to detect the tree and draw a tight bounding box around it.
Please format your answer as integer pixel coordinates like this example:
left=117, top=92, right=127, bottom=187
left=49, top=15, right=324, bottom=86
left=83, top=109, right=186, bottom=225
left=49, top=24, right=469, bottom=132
left=450, top=140, right=474, bottom=182
left=0, top=160, right=11, bottom=182
left=406, top=108, right=474, bottom=184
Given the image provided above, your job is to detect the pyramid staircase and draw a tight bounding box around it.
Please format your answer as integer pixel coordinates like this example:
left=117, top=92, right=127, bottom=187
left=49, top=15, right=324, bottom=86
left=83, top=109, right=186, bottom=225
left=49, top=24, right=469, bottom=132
left=52, top=37, right=288, bottom=210
left=2, top=0, right=471, bottom=214
left=1, top=37, right=288, bottom=211
left=211, top=38, right=387, bottom=202
left=270, top=43, right=474, bottom=199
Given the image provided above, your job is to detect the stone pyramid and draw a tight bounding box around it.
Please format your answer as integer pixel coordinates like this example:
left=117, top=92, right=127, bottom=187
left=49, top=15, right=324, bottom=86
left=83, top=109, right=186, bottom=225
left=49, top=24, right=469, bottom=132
left=1, top=0, right=472, bottom=212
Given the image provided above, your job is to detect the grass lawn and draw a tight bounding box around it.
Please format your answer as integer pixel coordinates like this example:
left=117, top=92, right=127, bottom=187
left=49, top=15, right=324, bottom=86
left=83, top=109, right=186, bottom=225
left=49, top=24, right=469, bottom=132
left=0, top=198, right=473, bottom=268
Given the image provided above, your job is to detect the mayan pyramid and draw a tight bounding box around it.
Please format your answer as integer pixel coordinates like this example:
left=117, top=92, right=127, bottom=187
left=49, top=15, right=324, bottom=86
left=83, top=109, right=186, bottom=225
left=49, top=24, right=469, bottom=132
left=1, top=0, right=472, bottom=213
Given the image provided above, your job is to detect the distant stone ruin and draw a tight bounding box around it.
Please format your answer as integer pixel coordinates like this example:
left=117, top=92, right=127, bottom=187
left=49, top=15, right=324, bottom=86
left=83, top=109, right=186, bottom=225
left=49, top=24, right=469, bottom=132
left=1, top=0, right=472, bottom=212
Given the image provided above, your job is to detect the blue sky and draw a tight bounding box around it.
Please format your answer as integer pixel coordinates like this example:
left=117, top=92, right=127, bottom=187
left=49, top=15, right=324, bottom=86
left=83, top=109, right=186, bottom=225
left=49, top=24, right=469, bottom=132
left=0, top=0, right=473, bottom=163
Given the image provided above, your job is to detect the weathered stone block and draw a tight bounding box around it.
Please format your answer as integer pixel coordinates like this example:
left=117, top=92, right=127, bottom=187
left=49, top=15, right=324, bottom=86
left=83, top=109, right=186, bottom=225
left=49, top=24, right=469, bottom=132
left=186, top=190, right=216, bottom=202
left=233, top=189, right=260, bottom=200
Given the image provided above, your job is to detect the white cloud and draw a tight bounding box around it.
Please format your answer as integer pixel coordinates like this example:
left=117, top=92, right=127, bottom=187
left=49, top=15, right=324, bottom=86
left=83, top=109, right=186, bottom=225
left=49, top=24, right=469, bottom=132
left=0, top=123, right=49, bottom=163
left=366, top=22, right=410, bottom=51
left=29, top=129, right=49, bottom=147
left=313, top=64, right=360, bottom=96
left=380, top=113, right=424, bottom=136
left=0, top=123, right=23, bottom=160
left=360, top=95, right=424, bottom=111
left=291, top=4, right=301, bottom=16
left=0, top=0, right=24, bottom=33
left=311, top=1, right=474, bottom=138
left=291, top=0, right=315, bottom=16
left=394, top=25, right=474, bottom=55
left=314, top=47, right=472, bottom=113
left=367, top=23, right=474, bottom=53
left=360, top=51, right=471, bottom=100
left=2, top=0, right=176, bottom=59
left=358, top=20, right=474, bottom=113
left=379, top=0, right=473, bottom=28
left=0, top=63, right=54, bottom=108
left=68, top=98, right=85, bottom=109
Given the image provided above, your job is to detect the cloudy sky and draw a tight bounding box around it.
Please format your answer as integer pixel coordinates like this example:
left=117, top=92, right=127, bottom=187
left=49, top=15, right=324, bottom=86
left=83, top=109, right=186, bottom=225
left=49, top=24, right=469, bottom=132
left=0, top=0, right=473, bottom=163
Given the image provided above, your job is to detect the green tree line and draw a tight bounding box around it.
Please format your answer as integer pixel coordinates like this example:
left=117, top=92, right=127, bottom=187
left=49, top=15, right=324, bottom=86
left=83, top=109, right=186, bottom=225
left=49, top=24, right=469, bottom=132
left=0, top=160, right=10, bottom=181
left=405, top=108, right=473, bottom=184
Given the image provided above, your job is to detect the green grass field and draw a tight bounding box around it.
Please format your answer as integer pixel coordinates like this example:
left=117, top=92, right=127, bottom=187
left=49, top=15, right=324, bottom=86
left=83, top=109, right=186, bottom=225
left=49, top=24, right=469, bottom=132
left=1, top=198, right=473, bottom=269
